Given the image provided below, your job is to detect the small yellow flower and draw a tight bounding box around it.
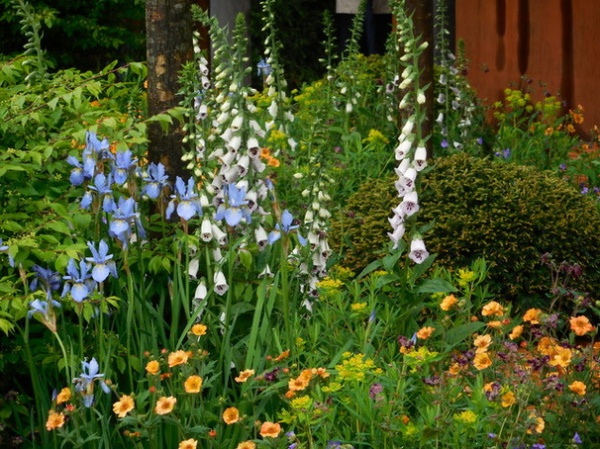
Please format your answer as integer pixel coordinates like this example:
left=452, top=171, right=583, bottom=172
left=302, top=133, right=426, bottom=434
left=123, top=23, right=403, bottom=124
left=509, top=325, right=524, bottom=340
left=145, top=360, right=160, bottom=375
left=154, top=396, right=177, bottom=415
left=569, top=315, right=595, bottom=336
left=191, top=323, right=207, bottom=336
left=46, top=411, right=65, bottom=431
left=481, top=301, right=504, bottom=317
left=416, top=326, right=435, bottom=340
left=351, top=302, right=367, bottom=311
left=290, top=395, right=313, bottom=409
left=473, top=352, right=493, bottom=370
left=454, top=409, right=477, bottom=424
left=457, top=269, right=476, bottom=286
left=259, top=421, right=281, bottom=438
left=569, top=381, right=587, bottom=396
left=501, top=391, right=516, bottom=407
left=113, top=394, right=135, bottom=418
left=168, top=350, right=189, bottom=367
left=56, top=387, right=71, bottom=404
left=184, top=375, right=203, bottom=393
left=222, top=407, right=240, bottom=425
left=236, top=442, right=256, bottom=449
left=235, top=369, right=255, bottom=383
left=178, top=438, right=198, bottom=449
left=440, top=294, right=458, bottom=311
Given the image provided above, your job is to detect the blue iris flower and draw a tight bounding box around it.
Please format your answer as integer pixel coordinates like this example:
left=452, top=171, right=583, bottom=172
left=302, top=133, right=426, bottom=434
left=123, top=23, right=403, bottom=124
left=80, top=173, right=114, bottom=211
left=28, top=298, right=61, bottom=319
left=67, top=155, right=96, bottom=186
left=62, top=259, right=97, bottom=303
left=112, top=150, right=138, bottom=185
left=72, top=357, right=111, bottom=408
left=106, top=197, right=146, bottom=246
left=215, top=183, right=252, bottom=227
left=85, top=240, right=118, bottom=283
left=257, top=58, right=272, bottom=77
left=0, top=239, right=14, bottom=267
left=166, top=177, right=203, bottom=221
left=267, top=209, right=299, bottom=244
left=85, top=131, right=112, bottom=160
left=142, top=162, right=169, bottom=199
left=30, top=265, right=62, bottom=301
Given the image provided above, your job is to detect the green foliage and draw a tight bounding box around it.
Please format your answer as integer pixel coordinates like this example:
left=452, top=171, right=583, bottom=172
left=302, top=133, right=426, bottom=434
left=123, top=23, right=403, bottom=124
left=333, top=154, right=600, bottom=307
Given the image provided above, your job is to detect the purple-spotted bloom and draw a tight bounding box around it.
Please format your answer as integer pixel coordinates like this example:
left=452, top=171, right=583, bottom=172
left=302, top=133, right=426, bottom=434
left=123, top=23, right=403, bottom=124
left=408, top=237, right=429, bottom=264
left=215, top=183, right=252, bottom=227
left=142, top=162, right=169, bottom=199
left=62, top=259, right=96, bottom=303
left=166, top=177, right=203, bottom=221
left=268, top=209, right=299, bottom=244
left=72, top=357, right=111, bottom=408
left=85, top=240, right=118, bottom=283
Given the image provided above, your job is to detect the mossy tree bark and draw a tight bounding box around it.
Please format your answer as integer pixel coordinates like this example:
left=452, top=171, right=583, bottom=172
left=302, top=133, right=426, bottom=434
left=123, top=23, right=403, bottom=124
left=145, top=0, right=195, bottom=181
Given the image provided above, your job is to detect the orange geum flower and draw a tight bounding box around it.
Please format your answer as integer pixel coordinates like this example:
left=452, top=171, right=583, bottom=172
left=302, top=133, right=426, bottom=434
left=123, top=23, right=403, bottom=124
left=154, top=396, right=177, bottom=415
left=259, top=421, right=282, bottom=438
left=481, top=301, right=504, bottom=317
left=570, top=315, right=595, bottom=336
left=113, top=394, right=135, bottom=418
left=184, top=375, right=203, bottom=393
left=509, top=325, right=524, bottom=340
left=416, top=326, right=435, bottom=340
left=273, top=349, right=290, bottom=362
left=236, top=442, right=257, bottom=449
left=526, top=415, right=545, bottom=434
left=549, top=346, right=572, bottom=368
left=46, top=411, right=65, bottom=431
left=569, top=381, right=587, bottom=396
left=55, top=387, right=71, bottom=404
left=473, top=352, right=493, bottom=370
left=223, top=407, right=241, bottom=424
left=288, top=375, right=310, bottom=391
left=235, top=369, right=255, bottom=383
left=168, top=350, right=189, bottom=367
left=178, top=439, right=198, bottom=449
left=191, top=323, right=207, bottom=336
left=537, top=336, right=557, bottom=356
left=315, top=367, right=330, bottom=378
left=145, top=360, right=160, bottom=375
left=501, top=391, right=516, bottom=407
left=523, top=308, right=542, bottom=325
left=440, top=294, right=458, bottom=311
left=473, top=334, right=492, bottom=353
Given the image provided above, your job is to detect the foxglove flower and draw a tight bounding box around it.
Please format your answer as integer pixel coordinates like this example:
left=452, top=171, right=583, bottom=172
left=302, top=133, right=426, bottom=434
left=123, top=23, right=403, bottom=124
left=62, top=259, right=96, bottom=302
left=400, top=191, right=420, bottom=217
left=72, top=357, right=111, bottom=407
left=166, top=177, right=203, bottom=221
left=215, top=184, right=252, bottom=227
left=142, top=162, right=169, bottom=199
left=408, top=237, right=429, bottom=264
left=85, top=240, right=118, bottom=283
left=213, top=270, right=228, bottom=296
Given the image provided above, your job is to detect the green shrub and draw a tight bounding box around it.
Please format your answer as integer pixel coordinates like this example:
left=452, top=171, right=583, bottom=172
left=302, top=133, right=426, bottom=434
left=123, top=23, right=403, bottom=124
left=333, top=153, right=600, bottom=306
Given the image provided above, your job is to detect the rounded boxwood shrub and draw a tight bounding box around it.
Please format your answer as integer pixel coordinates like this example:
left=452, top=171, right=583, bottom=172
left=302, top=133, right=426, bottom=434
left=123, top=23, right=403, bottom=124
left=332, top=153, right=600, bottom=304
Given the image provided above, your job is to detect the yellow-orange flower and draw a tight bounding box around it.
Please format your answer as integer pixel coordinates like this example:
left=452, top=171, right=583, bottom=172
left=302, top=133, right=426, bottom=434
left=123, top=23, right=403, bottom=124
left=184, top=375, right=203, bottom=393
left=569, top=315, right=595, bottom=336
left=487, top=320, right=504, bottom=329
left=46, top=411, right=65, bottom=431
left=440, top=294, right=458, bottom=311
left=235, top=369, right=255, bottom=383
left=145, top=360, right=160, bottom=375
left=191, top=323, right=207, bottom=336
left=473, top=334, right=492, bottom=353
left=56, top=387, right=71, bottom=404
left=416, top=326, right=435, bottom=340
left=527, top=415, right=545, bottom=434
left=154, top=396, right=177, bottom=415
left=447, top=362, right=461, bottom=376
left=222, top=407, right=240, bottom=424
left=481, top=301, right=504, bottom=317
left=537, top=336, right=557, bottom=356
left=259, top=421, right=281, bottom=438
left=315, top=367, right=330, bottom=378
left=569, top=381, right=587, bottom=396
left=523, top=308, right=542, bottom=325
left=509, top=325, right=524, bottom=340
left=473, top=352, right=493, bottom=370
left=178, top=438, right=198, bottom=449
left=548, top=346, right=572, bottom=368
left=288, top=375, right=310, bottom=391
left=113, top=394, right=135, bottom=418
left=168, top=350, right=189, bottom=367
left=236, top=441, right=257, bottom=449
left=501, top=391, right=516, bottom=407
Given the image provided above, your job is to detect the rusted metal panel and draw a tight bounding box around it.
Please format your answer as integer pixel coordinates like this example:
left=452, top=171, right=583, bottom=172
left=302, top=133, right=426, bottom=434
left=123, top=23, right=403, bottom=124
left=456, top=0, right=600, bottom=133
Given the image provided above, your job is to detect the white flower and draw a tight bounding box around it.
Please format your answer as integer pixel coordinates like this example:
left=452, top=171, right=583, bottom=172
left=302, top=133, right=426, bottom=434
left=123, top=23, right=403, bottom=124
left=258, top=265, right=274, bottom=278
left=194, top=280, right=207, bottom=300
left=255, top=225, right=268, bottom=250
left=395, top=139, right=412, bottom=160
left=417, top=91, right=426, bottom=104
left=188, top=258, right=199, bottom=278
left=200, top=218, right=213, bottom=242
left=211, top=223, right=227, bottom=245
left=408, top=237, right=429, bottom=264
left=214, top=270, right=228, bottom=296
left=388, top=223, right=406, bottom=249
left=345, top=102, right=353, bottom=113
left=413, top=146, right=428, bottom=171
left=400, top=191, right=419, bottom=217
left=231, top=114, right=243, bottom=131
left=401, top=118, right=415, bottom=136
left=268, top=100, right=278, bottom=118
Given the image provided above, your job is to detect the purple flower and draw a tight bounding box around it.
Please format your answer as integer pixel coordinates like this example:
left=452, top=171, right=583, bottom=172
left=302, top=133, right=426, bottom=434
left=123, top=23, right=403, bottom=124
left=440, top=139, right=449, bottom=149
left=30, top=265, right=62, bottom=300
left=369, top=382, right=384, bottom=399
left=573, top=432, right=582, bottom=444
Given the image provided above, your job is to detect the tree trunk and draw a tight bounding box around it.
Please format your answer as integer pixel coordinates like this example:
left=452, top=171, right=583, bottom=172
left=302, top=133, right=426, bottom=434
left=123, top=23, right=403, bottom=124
left=145, top=0, right=194, bottom=181
left=406, top=0, right=435, bottom=158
